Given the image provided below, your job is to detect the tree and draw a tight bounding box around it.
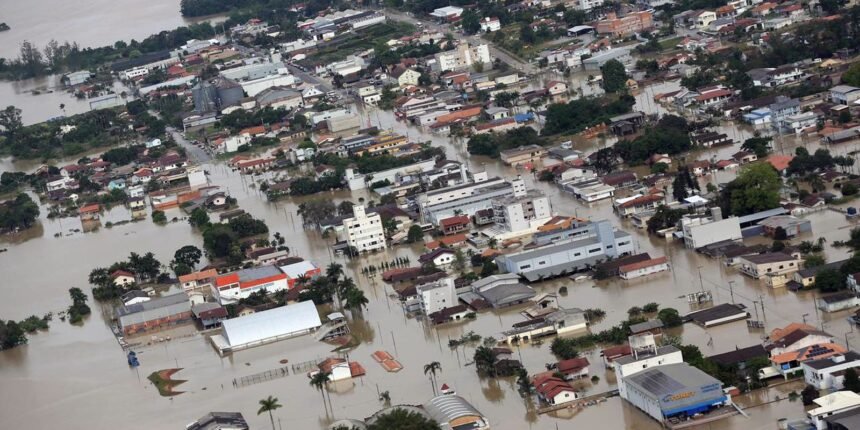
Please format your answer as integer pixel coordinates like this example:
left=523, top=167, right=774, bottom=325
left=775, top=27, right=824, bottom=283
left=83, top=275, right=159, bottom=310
left=257, top=395, right=282, bottom=430
left=0, top=193, right=40, bottom=232
left=474, top=346, right=497, bottom=376
left=366, top=408, right=442, bottom=430
left=0, top=105, right=23, bottom=138
left=128, top=252, right=161, bottom=281
left=550, top=337, right=580, bottom=360
left=188, top=207, right=210, bottom=228
left=152, top=210, right=167, bottom=224
left=843, top=62, right=860, bottom=87
left=326, top=262, right=344, bottom=282
left=814, top=268, right=845, bottom=292
left=843, top=183, right=859, bottom=196
left=173, top=245, right=202, bottom=269
left=461, top=10, right=481, bottom=35
left=721, top=163, right=781, bottom=216
left=657, top=308, right=683, bottom=327
left=407, top=224, right=424, bottom=243
left=741, top=136, right=772, bottom=159
left=1, top=319, right=27, bottom=350
left=845, top=368, right=860, bottom=392
left=672, top=172, right=689, bottom=201
left=424, top=361, right=442, bottom=395
left=67, top=287, right=91, bottom=324
left=309, top=371, right=332, bottom=413
left=601, top=59, right=629, bottom=93
left=804, top=254, right=826, bottom=268
left=651, top=162, right=669, bottom=174
left=343, top=286, right=369, bottom=311
left=643, top=302, right=660, bottom=313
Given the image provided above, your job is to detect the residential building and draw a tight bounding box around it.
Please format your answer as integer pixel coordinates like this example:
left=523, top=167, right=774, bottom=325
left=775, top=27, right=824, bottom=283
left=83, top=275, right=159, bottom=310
left=116, top=292, right=193, bottom=336
left=191, top=302, right=228, bottom=329
left=557, top=357, right=590, bottom=379
left=495, top=219, right=634, bottom=281
left=491, top=190, right=553, bottom=233
left=343, top=205, right=387, bottom=252
left=769, top=96, right=801, bottom=130
left=419, top=175, right=527, bottom=224
left=738, top=252, right=801, bottom=279
left=480, top=17, right=501, bottom=32
left=830, top=85, right=860, bottom=105
left=817, top=292, right=860, bottom=313
left=279, top=260, right=322, bottom=288
left=419, top=248, right=456, bottom=267
left=111, top=270, right=135, bottom=286
left=416, top=276, right=458, bottom=315
left=501, top=306, right=587, bottom=342
left=439, top=215, right=471, bottom=235
left=500, top=145, right=547, bottom=166
left=807, top=391, right=860, bottom=430
left=573, top=0, right=604, bottom=11
left=433, top=43, right=491, bottom=72
left=781, top=111, right=819, bottom=135
left=533, top=374, right=578, bottom=405
left=764, top=323, right=834, bottom=357
left=212, top=266, right=289, bottom=305
left=613, top=194, right=663, bottom=218
left=748, top=66, right=804, bottom=88
left=596, top=11, right=654, bottom=37
left=391, top=66, right=421, bottom=88
left=803, top=352, right=860, bottom=390
left=619, top=257, right=670, bottom=280
left=685, top=303, right=749, bottom=327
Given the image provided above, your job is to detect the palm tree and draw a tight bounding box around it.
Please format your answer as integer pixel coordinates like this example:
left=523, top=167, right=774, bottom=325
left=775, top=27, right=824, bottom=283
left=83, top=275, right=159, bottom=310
left=473, top=346, right=497, bottom=376
left=424, top=361, right=442, bottom=395
left=344, top=286, right=369, bottom=312
left=310, top=371, right=332, bottom=413
left=336, top=277, right=357, bottom=302
left=257, top=395, right=282, bottom=430
left=326, top=262, right=344, bottom=282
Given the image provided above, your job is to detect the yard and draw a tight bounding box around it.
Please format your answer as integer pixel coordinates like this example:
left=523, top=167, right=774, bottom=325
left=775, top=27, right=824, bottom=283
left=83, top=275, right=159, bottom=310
left=306, top=21, right=417, bottom=64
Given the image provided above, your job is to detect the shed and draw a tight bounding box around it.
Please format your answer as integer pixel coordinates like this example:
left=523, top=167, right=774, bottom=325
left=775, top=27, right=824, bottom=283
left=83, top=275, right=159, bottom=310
left=817, top=292, right=860, bottom=313
left=684, top=303, right=749, bottom=327
left=212, top=301, right=322, bottom=353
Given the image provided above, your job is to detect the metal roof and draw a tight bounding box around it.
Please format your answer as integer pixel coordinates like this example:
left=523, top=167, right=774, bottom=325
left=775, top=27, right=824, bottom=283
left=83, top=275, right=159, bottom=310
left=625, top=362, right=722, bottom=398
left=117, top=293, right=190, bottom=327
left=423, top=395, right=485, bottom=427
left=221, top=301, right=321, bottom=348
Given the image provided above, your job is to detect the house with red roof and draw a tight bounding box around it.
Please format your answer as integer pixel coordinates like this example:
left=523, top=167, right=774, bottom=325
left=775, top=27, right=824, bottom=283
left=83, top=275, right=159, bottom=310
left=111, top=270, right=136, bottom=286
left=557, top=357, right=590, bottom=379
left=439, top=215, right=470, bottom=235
left=212, top=266, right=288, bottom=304
left=79, top=203, right=102, bottom=221
left=546, top=80, right=568, bottom=96
left=533, top=374, right=578, bottom=405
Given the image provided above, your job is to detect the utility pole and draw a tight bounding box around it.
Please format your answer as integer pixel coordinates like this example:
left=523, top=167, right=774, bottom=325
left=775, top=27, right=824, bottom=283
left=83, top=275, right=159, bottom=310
left=728, top=280, right=735, bottom=304
left=759, top=294, right=766, bottom=321
left=697, top=266, right=704, bottom=293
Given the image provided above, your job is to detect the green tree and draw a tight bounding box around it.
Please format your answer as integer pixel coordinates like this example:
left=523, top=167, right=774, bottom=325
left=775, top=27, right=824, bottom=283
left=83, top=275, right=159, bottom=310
left=188, top=207, right=210, bottom=228
left=173, top=245, right=202, bottom=269
left=845, top=368, right=860, bottom=392
left=814, top=268, right=845, bottom=292
left=257, top=395, right=282, bottom=430
left=601, top=59, right=629, bottom=93
left=843, top=183, right=859, bottom=196
left=407, top=224, right=424, bottom=243
left=657, top=308, right=683, bottom=327
left=804, top=254, right=826, bottom=268
left=424, top=361, right=442, bottom=395
left=67, top=287, right=91, bottom=324
left=461, top=10, right=481, bottom=35
left=0, top=319, right=27, bottom=350
left=152, top=210, right=167, bottom=224
left=343, top=286, right=369, bottom=311
left=0, top=105, right=24, bottom=138
left=741, top=136, right=772, bottom=159
left=473, top=345, right=497, bottom=376
left=550, top=337, right=580, bottom=360
left=721, top=163, right=781, bottom=216
left=651, top=162, right=669, bottom=174
left=843, top=63, right=860, bottom=87
left=366, top=408, right=442, bottom=430
left=310, top=371, right=332, bottom=413
left=0, top=193, right=40, bottom=231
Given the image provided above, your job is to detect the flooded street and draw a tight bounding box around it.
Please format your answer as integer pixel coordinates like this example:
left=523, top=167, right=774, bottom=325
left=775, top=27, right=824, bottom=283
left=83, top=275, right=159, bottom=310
left=0, top=88, right=852, bottom=429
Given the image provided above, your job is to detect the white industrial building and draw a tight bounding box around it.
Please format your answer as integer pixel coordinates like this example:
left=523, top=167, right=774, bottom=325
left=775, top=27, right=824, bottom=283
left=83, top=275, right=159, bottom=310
left=210, top=301, right=322, bottom=354
left=679, top=208, right=742, bottom=249
left=343, top=205, right=387, bottom=252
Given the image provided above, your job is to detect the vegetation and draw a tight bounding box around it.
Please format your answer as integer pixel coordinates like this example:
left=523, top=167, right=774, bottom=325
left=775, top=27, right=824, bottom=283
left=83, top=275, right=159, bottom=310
left=424, top=361, right=442, bottom=395
left=201, top=214, right=269, bottom=264
left=647, top=205, right=686, bottom=234
left=467, top=126, right=547, bottom=158
left=845, top=368, right=860, bottom=392
left=787, top=148, right=853, bottom=177
left=151, top=210, right=167, bottom=224
left=550, top=337, right=581, bottom=360
left=366, top=408, right=442, bottom=430
left=88, top=252, right=162, bottom=300
left=0, top=319, right=28, bottom=350
left=741, top=136, right=772, bottom=159
left=257, top=395, right=282, bottom=430
left=542, top=95, right=635, bottom=136
left=614, top=116, right=691, bottom=164
left=657, top=308, right=683, bottom=327
left=719, top=163, right=781, bottom=216
left=601, top=59, right=629, bottom=93
left=67, top=287, right=91, bottom=324
left=813, top=268, right=846, bottom=292
left=0, top=193, right=40, bottom=233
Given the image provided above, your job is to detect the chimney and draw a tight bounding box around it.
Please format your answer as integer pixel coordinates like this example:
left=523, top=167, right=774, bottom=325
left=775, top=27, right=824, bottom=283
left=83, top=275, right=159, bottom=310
left=711, top=207, right=723, bottom=221
left=833, top=355, right=846, bottom=364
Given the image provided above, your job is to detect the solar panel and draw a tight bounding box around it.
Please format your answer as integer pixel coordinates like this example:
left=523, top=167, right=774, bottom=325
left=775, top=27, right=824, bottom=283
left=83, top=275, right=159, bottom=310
left=633, top=369, right=686, bottom=396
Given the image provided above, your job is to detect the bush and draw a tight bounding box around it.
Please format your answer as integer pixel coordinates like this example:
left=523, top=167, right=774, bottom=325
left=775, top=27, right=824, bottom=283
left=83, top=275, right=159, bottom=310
left=657, top=308, right=683, bottom=327
left=843, top=183, right=859, bottom=196
left=550, top=337, right=580, bottom=360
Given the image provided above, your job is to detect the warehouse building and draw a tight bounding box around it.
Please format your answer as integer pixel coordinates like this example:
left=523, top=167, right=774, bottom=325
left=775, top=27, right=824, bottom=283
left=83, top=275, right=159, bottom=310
left=622, top=363, right=731, bottom=423
left=117, top=292, right=192, bottom=337
left=210, top=301, right=322, bottom=354
left=422, top=395, right=490, bottom=429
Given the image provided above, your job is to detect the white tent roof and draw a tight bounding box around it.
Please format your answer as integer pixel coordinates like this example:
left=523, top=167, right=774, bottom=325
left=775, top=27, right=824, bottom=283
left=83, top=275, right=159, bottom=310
left=222, top=301, right=321, bottom=347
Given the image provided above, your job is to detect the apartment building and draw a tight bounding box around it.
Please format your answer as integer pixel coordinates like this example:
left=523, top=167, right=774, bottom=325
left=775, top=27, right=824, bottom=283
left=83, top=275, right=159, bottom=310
left=434, top=43, right=492, bottom=72
left=492, top=190, right=553, bottom=233
left=343, top=205, right=387, bottom=252
left=596, top=11, right=654, bottom=37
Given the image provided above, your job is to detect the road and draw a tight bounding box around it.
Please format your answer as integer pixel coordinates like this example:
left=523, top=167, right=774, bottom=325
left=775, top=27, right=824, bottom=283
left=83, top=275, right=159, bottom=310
left=287, top=64, right=332, bottom=92
left=379, top=8, right=538, bottom=75
left=168, top=127, right=212, bottom=163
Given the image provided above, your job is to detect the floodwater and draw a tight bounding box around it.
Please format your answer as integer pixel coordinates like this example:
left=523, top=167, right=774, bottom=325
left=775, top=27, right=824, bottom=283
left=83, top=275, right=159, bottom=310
left=0, top=76, right=133, bottom=126
left=2, top=88, right=855, bottom=429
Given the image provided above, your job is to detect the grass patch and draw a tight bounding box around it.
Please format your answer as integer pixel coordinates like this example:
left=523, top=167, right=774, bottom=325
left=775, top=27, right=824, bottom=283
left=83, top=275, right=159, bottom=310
left=659, top=36, right=683, bottom=50
left=307, top=21, right=416, bottom=64
left=147, top=368, right=186, bottom=396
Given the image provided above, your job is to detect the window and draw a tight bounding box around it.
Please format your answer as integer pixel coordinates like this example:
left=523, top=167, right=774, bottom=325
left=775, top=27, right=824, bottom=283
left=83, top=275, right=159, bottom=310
left=520, top=264, right=531, bottom=270
left=607, top=245, right=613, bottom=249
left=574, top=253, right=581, bottom=257
left=538, top=261, right=546, bottom=265
left=589, top=248, right=601, bottom=254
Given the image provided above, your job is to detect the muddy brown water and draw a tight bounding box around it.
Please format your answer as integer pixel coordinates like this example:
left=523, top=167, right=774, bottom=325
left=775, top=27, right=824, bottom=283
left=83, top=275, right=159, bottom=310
left=2, top=82, right=859, bottom=428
